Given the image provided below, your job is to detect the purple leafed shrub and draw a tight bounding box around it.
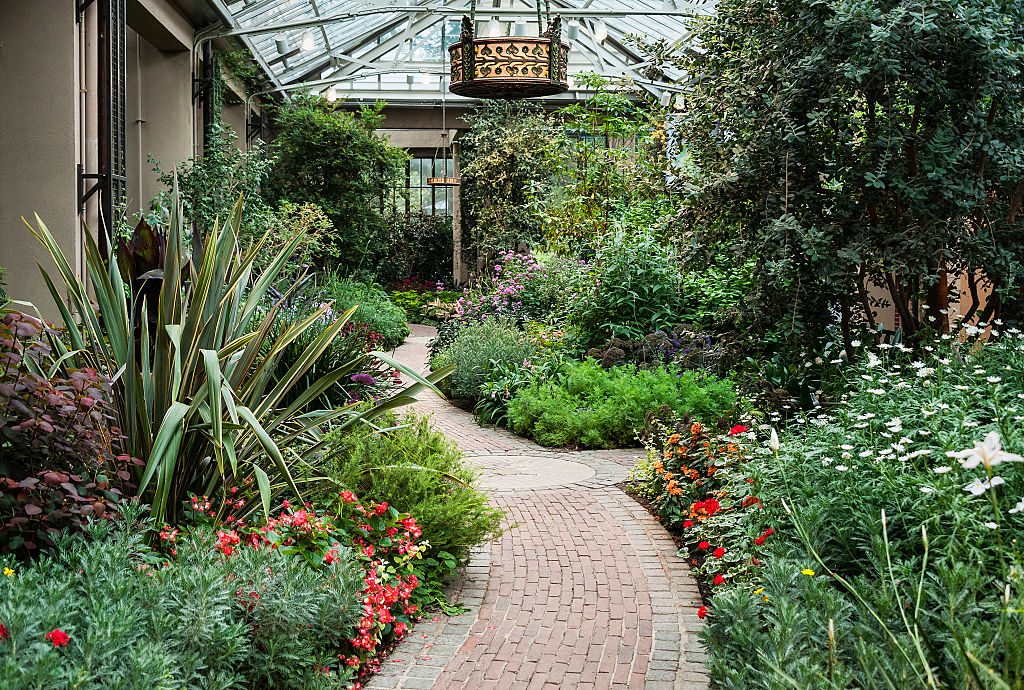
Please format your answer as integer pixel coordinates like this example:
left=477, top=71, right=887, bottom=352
left=0, top=312, right=138, bottom=555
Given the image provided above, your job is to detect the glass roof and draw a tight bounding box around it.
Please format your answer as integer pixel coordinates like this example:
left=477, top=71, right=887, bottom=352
left=218, top=0, right=715, bottom=104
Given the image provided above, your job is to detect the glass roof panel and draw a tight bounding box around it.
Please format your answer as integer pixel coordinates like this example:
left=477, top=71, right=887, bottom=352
left=220, top=0, right=714, bottom=104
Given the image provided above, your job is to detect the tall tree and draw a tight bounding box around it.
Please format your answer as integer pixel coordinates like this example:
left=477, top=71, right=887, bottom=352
left=672, top=0, right=1024, bottom=349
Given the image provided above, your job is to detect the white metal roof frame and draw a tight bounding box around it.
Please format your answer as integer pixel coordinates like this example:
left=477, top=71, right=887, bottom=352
left=208, top=0, right=714, bottom=106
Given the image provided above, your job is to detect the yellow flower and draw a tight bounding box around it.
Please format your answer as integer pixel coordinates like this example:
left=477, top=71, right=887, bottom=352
left=753, top=587, right=765, bottom=595
left=2, top=567, right=14, bottom=577
left=801, top=568, right=816, bottom=577
left=763, top=595, right=770, bottom=602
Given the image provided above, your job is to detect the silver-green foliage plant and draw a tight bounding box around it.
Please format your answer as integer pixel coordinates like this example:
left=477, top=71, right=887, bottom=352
left=26, top=191, right=443, bottom=525
left=430, top=318, right=534, bottom=400
left=0, top=505, right=363, bottom=690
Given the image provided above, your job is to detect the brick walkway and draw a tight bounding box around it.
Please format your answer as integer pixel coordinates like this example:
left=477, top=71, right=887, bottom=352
left=368, top=325, right=708, bottom=690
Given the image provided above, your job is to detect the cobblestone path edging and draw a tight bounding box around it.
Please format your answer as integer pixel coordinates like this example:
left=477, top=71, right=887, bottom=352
left=367, top=326, right=709, bottom=690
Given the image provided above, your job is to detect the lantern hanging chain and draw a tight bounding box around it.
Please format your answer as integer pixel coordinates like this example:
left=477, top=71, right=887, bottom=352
left=468, top=0, right=550, bottom=31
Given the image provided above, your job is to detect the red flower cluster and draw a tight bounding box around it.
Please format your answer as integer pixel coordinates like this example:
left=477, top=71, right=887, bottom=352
left=691, top=497, right=721, bottom=519
left=754, top=527, right=774, bottom=546
left=728, top=424, right=749, bottom=436
left=215, top=530, right=241, bottom=556
left=0, top=623, right=8, bottom=641
left=45, top=629, right=70, bottom=647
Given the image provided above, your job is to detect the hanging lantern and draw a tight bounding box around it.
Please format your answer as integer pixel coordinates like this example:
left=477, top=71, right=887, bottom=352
left=448, top=1, right=570, bottom=99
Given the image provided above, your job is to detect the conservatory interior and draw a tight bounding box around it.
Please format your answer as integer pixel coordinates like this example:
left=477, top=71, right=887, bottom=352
left=0, top=1, right=1022, bottom=689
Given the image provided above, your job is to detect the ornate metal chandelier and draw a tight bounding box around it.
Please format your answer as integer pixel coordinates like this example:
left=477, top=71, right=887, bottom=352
left=448, top=0, right=570, bottom=99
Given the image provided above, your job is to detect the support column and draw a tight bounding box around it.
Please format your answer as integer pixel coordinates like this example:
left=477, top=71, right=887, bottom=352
left=0, top=1, right=79, bottom=314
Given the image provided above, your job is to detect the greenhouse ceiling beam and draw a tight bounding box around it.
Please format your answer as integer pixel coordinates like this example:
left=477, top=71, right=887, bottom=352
left=202, top=0, right=284, bottom=92
left=215, top=4, right=707, bottom=39
left=271, top=0, right=435, bottom=85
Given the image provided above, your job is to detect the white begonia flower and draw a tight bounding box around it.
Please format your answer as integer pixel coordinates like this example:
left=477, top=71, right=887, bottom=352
left=1009, top=498, right=1024, bottom=515
left=920, top=486, right=936, bottom=494
left=868, top=388, right=886, bottom=395
left=946, top=431, right=1023, bottom=470
left=866, top=353, right=882, bottom=368
left=933, top=466, right=952, bottom=474
left=963, top=476, right=1006, bottom=496
left=916, top=368, right=935, bottom=377
left=840, top=444, right=855, bottom=450
left=835, top=465, right=848, bottom=471
left=985, top=522, right=999, bottom=530
left=988, top=376, right=1002, bottom=384
left=851, top=340, right=861, bottom=347
left=859, top=449, right=873, bottom=458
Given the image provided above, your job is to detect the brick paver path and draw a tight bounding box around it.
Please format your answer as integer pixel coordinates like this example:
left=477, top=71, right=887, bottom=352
left=368, top=325, right=709, bottom=690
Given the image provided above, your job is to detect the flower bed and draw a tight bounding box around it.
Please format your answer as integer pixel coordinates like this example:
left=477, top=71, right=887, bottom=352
left=634, top=331, right=1024, bottom=688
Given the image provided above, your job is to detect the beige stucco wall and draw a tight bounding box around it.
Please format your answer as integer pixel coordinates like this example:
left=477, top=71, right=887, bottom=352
left=0, top=0, right=80, bottom=313
left=126, top=26, right=194, bottom=218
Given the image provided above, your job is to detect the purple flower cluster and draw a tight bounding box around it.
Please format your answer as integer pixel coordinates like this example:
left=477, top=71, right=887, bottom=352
left=454, top=252, right=546, bottom=323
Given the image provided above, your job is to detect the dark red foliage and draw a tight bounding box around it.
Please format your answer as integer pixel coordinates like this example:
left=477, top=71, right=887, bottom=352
left=0, top=313, right=139, bottom=556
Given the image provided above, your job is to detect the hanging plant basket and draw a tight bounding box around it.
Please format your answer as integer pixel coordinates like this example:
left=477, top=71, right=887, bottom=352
left=448, top=9, right=570, bottom=99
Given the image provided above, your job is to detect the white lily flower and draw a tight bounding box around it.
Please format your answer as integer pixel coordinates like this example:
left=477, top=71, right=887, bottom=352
left=963, top=476, right=1005, bottom=496
left=946, top=431, right=1023, bottom=469
left=933, top=466, right=952, bottom=474
left=1009, top=498, right=1024, bottom=515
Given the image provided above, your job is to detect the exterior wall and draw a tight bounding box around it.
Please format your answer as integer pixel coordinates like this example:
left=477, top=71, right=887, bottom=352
left=126, top=26, right=194, bottom=217
left=0, top=0, right=80, bottom=313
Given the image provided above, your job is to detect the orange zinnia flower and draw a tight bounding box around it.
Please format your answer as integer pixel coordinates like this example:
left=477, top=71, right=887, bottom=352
left=668, top=433, right=682, bottom=445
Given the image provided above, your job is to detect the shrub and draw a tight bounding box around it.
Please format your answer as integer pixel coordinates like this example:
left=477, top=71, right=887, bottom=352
left=586, top=325, right=735, bottom=375
left=264, top=98, right=407, bottom=274
left=507, top=359, right=736, bottom=449
left=316, top=414, right=503, bottom=591
left=431, top=319, right=534, bottom=400
left=0, top=313, right=137, bottom=555
left=318, top=275, right=410, bottom=350
left=0, top=504, right=365, bottom=689
left=366, top=212, right=454, bottom=285
left=389, top=288, right=460, bottom=325
left=573, top=228, right=682, bottom=346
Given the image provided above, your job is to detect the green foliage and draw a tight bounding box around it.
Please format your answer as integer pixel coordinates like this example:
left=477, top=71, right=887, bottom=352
left=0, top=266, right=7, bottom=306
left=689, top=334, right=1024, bottom=688
left=431, top=319, right=534, bottom=400
left=460, top=101, right=553, bottom=259
left=218, top=49, right=265, bottom=96
left=677, top=247, right=756, bottom=332
left=573, top=228, right=682, bottom=346
left=26, top=192, right=442, bottom=526
left=671, top=0, right=1024, bottom=340
left=0, top=506, right=363, bottom=690
left=265, top=98, right=407, bottom=274
left=388, top=289, right=459, bottom=325
left=541, top=73, right=674, bottom=249
left=367, top=211, right=454, bottom=285
left=506, top=359, right=736, bottom=449
left=252, top=202, right=340, bottom=283
left=153, top=123, right=275, bottom=240
left=317, top=413, right=503, bottom=568
left=316, top=274, right=410, bottom=350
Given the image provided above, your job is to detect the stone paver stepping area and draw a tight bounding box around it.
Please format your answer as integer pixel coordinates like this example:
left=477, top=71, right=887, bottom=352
left=368, top=325, right=709, bottom=690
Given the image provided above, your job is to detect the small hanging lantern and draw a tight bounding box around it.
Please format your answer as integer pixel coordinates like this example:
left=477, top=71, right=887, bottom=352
left=448, top=0, right=571, bottom=99
left=428, top=60, right=461, bottom=188
left=428, top=133, right=460, bottom=187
